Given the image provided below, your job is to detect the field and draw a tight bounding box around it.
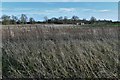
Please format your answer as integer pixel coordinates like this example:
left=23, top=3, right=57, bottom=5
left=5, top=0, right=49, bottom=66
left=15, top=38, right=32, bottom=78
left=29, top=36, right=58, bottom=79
left=2, top=24, right=119, bottom=78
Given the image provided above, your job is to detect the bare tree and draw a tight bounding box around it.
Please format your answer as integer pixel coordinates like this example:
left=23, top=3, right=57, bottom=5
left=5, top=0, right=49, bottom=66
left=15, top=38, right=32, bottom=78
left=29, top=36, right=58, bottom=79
left=72, top=16, right=79, bottom=21
left=20, top=14, right=28, bottom=24
left=11, top=15, right=18, bottom=24
left=64, top=16, right=68, bottom=24
left=44, top=16, right=48, bottom=24
left=58, top=16, right=63, bottom=24
left=90, top=16, right=96, bottom=24
left=29, top=17, right=35, bottom=24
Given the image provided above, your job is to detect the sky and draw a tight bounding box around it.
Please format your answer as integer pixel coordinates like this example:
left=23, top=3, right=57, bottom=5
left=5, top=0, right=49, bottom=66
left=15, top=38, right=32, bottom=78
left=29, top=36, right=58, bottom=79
left=1, top=0, right=120, bottom=2
left=1, top=2, right=118, bottom=21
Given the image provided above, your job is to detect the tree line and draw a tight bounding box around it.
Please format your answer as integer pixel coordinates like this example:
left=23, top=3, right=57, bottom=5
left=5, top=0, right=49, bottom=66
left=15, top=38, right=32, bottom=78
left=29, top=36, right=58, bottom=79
left=1, top=14, right=35, bottom=25
left=0, top=14, right=117, bottom=25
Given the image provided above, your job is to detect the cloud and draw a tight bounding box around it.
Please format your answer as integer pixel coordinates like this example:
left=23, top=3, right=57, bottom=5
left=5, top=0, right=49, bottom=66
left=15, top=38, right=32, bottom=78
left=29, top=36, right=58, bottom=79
left=15, top=8, right=34, bottom=11
left=82, top=8, right=93, bottom=11
left=42, top=8, right=76, bottom=15
left=2, top=8, right=34, bottom=11
left=3, top=7, right=75, bottom=14
left=98, top=10, right=111, bottom=12
left=45, top=8, right=76, bottom=13
left=59, top=8, right=76, bottom=12
left=82, top=8, right=111, bottom=13
left=3, top=11, right=50, bottom=15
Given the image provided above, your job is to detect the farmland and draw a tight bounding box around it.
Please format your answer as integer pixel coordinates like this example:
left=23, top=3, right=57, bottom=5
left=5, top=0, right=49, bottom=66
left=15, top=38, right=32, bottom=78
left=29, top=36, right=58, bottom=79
left=2, top=24, right=119, bottom=78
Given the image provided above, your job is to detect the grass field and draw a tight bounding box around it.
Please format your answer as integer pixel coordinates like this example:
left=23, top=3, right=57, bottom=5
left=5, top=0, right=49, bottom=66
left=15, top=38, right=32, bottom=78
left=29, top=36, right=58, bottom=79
left=2, top=24, right=119, bottom=78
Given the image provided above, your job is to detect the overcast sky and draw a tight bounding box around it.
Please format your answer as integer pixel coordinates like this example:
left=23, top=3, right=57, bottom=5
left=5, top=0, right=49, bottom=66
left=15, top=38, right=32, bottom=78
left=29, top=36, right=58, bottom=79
left=1, top=2, right=118, bottom=21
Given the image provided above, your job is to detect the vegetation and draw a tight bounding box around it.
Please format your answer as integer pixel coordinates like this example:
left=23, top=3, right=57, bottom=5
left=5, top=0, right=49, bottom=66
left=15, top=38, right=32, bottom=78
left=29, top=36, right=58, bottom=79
left=1, top=13, right=119, bottom=79
left=2, top=25, right=119, bottom=78
left=1, top=14, right=119, bottom=25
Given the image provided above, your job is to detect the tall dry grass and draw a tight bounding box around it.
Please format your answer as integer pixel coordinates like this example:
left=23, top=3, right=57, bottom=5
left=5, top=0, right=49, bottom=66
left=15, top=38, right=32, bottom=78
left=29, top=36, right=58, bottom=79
left=2, top=25, right=119, bottom=78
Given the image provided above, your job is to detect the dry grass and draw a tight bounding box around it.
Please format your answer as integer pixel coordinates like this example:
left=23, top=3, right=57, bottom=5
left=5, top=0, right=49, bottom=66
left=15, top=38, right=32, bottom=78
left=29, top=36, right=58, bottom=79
left=2, top=25, right=119, bottom=78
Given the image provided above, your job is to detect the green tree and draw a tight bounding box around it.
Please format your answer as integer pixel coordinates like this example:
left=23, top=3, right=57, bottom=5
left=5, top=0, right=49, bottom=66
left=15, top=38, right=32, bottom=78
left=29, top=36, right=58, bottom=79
left=51, top=17, right=58, bottom=23
left=1, top=15, right=11, bottom=25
